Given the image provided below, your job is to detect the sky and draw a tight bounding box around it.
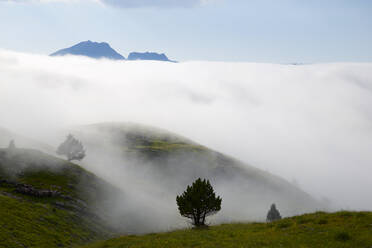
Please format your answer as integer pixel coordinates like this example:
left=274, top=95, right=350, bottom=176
left=1, top=0, right=372, bottom=62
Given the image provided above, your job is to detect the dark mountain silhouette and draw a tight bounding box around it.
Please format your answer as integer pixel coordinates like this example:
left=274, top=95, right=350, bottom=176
left=128, top=52, right=176, bottom=62
left=50, top=40, right=125, bottom=60
left=50, top=41, right=176, bottom=62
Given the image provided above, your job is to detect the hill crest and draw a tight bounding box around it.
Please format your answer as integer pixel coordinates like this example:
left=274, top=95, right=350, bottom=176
left=50, top=40, right=125, bottom=60
left=50, top=41, right=175, bottom=62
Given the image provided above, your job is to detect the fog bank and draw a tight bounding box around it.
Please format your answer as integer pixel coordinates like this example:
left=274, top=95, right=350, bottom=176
left=1, top=49, right=372, bottom=211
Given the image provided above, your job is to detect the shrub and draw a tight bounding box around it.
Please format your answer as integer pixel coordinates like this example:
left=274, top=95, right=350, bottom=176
left=317, top=219, right=328, bottom=225
left=176, top=178, right=221, bottom=227
left=56, top=134, right=86, bottom=162
left=266, top=203, right=282, bottom=222
left=335, top=231, right=351, bottom=242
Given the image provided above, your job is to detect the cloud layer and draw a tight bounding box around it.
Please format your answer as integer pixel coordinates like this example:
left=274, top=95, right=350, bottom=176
left=102, top=0, right=211, bottom=8
left=1, top=50, right=372, bottom=213
left=0, top=0, right=213, bottom=8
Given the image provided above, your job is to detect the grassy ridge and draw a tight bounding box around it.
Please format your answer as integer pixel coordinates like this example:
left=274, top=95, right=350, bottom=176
left=82, top=211, right=372, bottom=248
left=0, top=194, right=101, bottom=248
left=0, top=148, right=116, bottom=248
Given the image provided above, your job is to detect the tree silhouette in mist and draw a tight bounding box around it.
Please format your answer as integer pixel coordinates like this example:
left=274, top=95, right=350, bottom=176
left=57, top=134, right=86, bottom=162
left=266, top=203, right=282, bottom=222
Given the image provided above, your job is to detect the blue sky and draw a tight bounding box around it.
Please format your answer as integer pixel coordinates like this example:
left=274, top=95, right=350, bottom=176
left=0, top=0, right=372, bottom=62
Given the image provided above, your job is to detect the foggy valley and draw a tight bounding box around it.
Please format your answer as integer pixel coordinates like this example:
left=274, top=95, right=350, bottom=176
left=1, top=49, right=372, bottom=224
left=2, top=1, right=372, bottom=246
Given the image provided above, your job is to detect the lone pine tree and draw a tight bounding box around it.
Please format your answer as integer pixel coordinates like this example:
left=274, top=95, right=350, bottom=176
left=176, top=178, right=222, bottom=227
left=57, top=134, right=86, bottom=162
left=8, top=140, right=15, bottom=149
left=266, top=203, right=282, bottom=222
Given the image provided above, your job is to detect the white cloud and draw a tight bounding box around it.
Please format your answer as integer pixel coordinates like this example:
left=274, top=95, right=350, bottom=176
left=0, top=0, right=213, bottom=7
left=102, top=0, right=200, bottom=8
left=1, top=50, right=372, bottom=214
left=0, top=0, right=88, bottom=2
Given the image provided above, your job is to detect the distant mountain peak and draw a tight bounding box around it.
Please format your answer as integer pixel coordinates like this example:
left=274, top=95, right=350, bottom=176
left=50, top=41, right=177, bottom=62
left=128, top=51, right=176, bottom=62
left=50, top=40, right=125, bottom=60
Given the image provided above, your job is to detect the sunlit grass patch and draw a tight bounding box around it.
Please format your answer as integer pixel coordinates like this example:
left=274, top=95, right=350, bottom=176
left=82, top=211, right=372, bottom=248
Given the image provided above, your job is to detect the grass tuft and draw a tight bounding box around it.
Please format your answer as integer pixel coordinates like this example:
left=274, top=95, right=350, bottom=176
left=335, top=231, right=351, bottom=242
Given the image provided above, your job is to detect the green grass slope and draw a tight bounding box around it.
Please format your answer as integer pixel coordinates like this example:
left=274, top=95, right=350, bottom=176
left=82, top=211, right=372, bottom=248
left=0, top=194, right=102, bottom=248
left=72, top=123, right=322, bottom=218
left=0, top=148, right=120, bottom=248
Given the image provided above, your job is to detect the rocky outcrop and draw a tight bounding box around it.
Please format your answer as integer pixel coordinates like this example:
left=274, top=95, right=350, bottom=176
left=15, top=184, right=61, bottom=197
left=0, top=179, right=61, bottom=197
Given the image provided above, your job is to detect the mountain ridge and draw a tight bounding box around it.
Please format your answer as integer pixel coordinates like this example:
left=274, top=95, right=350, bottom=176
left=128, top=52, right=176, bottom=62
left=50, top=40, right=125, bottom=60
left=50, top=41, right=175, bottom=62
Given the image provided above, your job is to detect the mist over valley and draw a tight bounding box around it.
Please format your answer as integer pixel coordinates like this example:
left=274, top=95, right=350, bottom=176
left=1, top=49, right=372, bottom=246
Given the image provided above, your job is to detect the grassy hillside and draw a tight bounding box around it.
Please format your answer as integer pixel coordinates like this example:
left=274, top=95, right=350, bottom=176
left=82, top=211, right=372, bottom=248
left=0, top=148, right=120, bottom=248
left=0, top=194, right=103, bottom=248
left=0, top=126, right=370, bottom=247
left=72, top=122, right=322, bottom=219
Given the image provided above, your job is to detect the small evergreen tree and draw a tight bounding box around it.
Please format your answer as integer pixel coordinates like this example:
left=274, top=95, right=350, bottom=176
left=266, top=203, right=282, bottom=222
left=56, top=134, right=85, bottom=162
left=8, top=140, right=16, bottom=149
left=176, top=178, right=222, bottom=227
